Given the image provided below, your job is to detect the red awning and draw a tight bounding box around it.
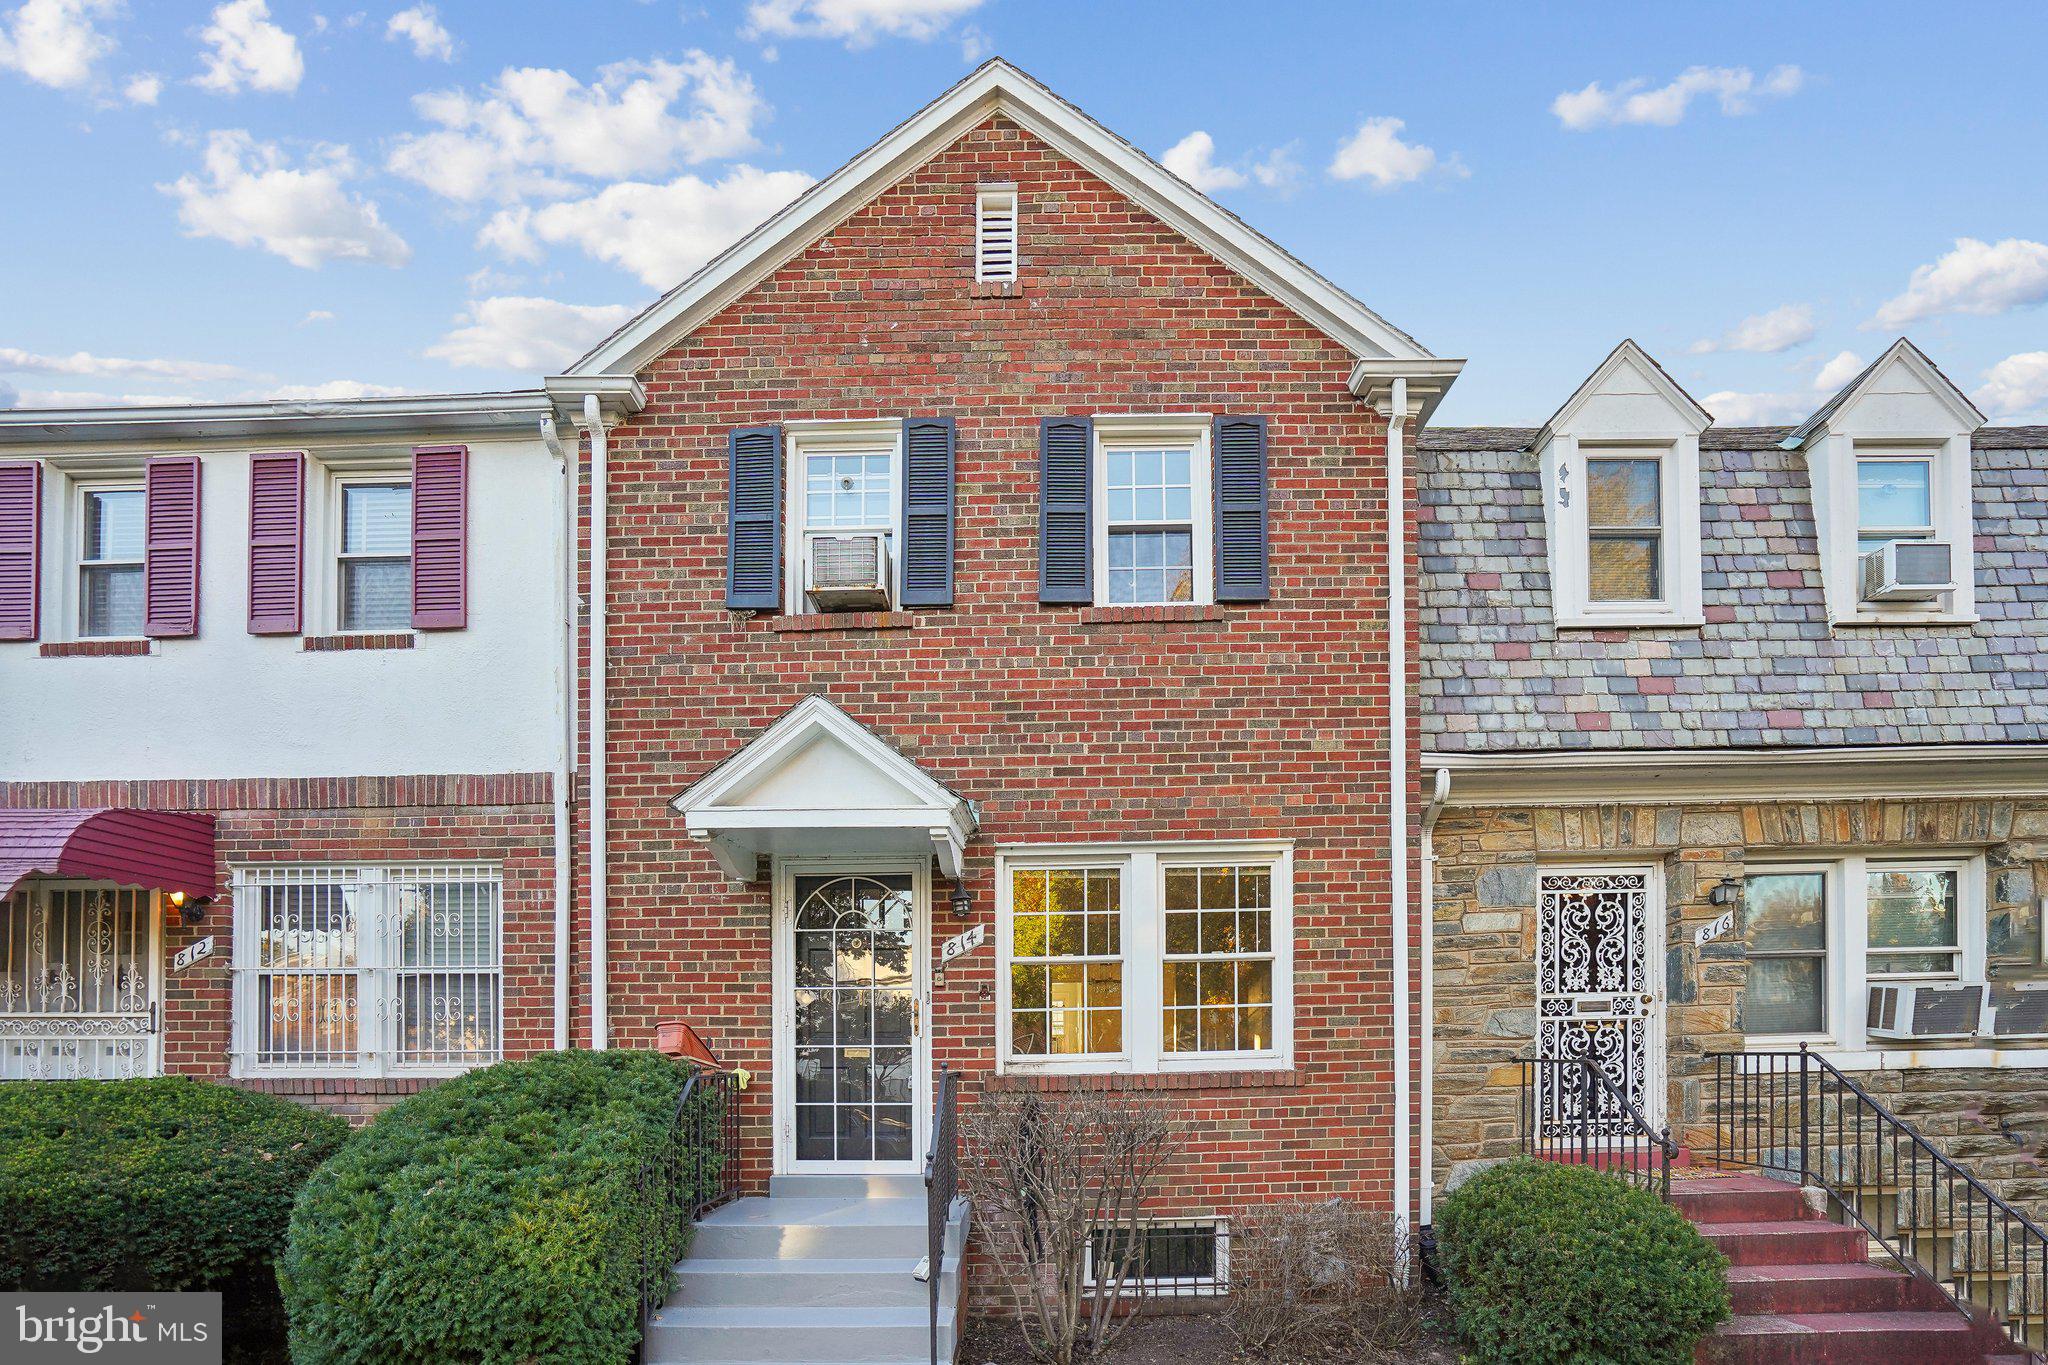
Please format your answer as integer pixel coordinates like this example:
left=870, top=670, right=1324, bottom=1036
left=0, top=808, right=217, bottom=900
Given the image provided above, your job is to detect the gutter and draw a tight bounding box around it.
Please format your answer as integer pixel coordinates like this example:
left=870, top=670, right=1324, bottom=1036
left=585, top=393, right=611, bottom=1050
left=1420, top=767, right=1451, bottom=1226
left=1387, top=375, right=1412, bottom=1250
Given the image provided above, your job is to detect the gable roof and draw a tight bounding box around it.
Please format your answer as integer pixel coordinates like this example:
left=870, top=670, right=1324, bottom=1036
left=1781, top=337, right=1987, bottom=449
left=1534, top=339, right=1712, bottom=448
left=563, top=58, right=1442, bottom=378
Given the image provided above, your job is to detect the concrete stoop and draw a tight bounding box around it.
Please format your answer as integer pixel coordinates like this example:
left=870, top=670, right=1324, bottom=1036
left=643, top=1174, right=969, bottom=1364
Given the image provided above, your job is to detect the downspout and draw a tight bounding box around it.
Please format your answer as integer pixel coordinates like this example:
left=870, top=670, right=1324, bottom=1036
left=543, top=415, right=573, bottom=1051
left=1421, top=766, right=1451, bottom=1226
left=585, top=392, right=610, bottom=1050
left=1388, top=376, right=1411, bottom=1248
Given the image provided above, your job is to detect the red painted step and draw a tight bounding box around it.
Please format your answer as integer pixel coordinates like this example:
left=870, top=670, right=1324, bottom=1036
left=1697, top=1311, right=1992, bottom=1365
left=1699, top=1219, right=1871, bottom=1267
left=1672, top=1174, right=1812, bottom=1225
left=1724, top=1264, right=1940, bottom=1315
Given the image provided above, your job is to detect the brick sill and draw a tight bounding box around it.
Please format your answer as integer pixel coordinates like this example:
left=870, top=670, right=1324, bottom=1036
left=769, top=612, right=919, bottom=634
left=40, top=639, right=153, bottom=658
left=988, top=1069, right=1300, bottom=1093
left=970, top=281, right=1025, bottom=299
left=303, top=633, right=416, bottom=652
left=1077, top=605, right=1226, bottom=626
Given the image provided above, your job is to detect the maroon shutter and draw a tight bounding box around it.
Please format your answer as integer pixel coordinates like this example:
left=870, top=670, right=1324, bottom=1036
left=0, top=461, right=40, bottom=641
left=143, top=456, right=202, bottom=638
left=411, top=445, right=468, bottom=629
left=247, top=452, right=304, bottom=634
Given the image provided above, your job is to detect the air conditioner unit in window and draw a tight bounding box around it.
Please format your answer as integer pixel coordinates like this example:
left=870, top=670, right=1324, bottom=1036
left=807, top=534, right=890, bottom=610
left=1866, top=981, right=1988, bottom=1040
left=1989, top=983, right=2048, bottom=1040
left=1860, top=540, right=1954, bottom=602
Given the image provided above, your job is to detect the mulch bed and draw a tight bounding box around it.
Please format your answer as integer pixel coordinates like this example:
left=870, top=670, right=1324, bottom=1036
left=958, top=1304, right=1462, bottom=1365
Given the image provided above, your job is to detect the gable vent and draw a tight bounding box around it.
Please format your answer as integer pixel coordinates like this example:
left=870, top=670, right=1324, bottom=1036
left=975, top=185, right=1018, bottom=283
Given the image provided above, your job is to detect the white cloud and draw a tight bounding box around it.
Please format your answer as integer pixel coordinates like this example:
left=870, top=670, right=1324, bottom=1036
left=389, top=54, right=765, bottom=204
left=122, top=71, right=160, bottom=104
left=1251, top=145, right=1302, bottom=191
left=743, top=0, right=986, bottom=47
left=298, top=309, right=334, bottom=325
left=1688, top=303, right=1816, bottom=355
left=257, top=379, right=411, bottom=400
left=1813, top=349, right=1865, bottom=392
left=480, top=165, right=814, bottom=289
left=1974, top=352, right=2048, bottom=419
left=1870, top=237, right=2048, bottom=328
left=1701, top=389, right=1810, bottom=425
left=0, top=0, right=118, bottom=90
left=1553, top=64, right=1803, bottom=130
left=425, top=295, right=641, bottom=371
left=0, top=378, right=16, bottom=408
left=1161, top=131, right=1245, bottom=193
left=15, top=388, right=206, bottom=407
left=0, top=345, right=250, bottom=381
left=386, top=4, right=453, bottom=61
left=195, top=0, right=303, bottom=95
left=1328, top=117, right=1461, bottom=190
left=161, top=130, right=411, bottom=269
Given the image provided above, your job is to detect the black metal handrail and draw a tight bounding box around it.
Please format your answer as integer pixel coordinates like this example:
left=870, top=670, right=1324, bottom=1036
left=1517, top=1055, right=1677, bottom=1200
left=636, top=1066, right=743, bottom=1358
left=924, top=1065, right=958, bottom=1365
left=1711, top=1046, right=2048, bottom=1361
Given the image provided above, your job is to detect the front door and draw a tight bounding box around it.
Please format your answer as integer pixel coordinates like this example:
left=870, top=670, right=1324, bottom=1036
left=774, top=863, right=927, bottom=1173
left=1535, top=867, right=1662, bottom=1138
left=0, top=882, right=160, bottom=1080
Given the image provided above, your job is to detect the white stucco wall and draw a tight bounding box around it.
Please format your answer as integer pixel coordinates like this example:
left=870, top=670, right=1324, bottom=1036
left=0, top=429, right=563, bottom=783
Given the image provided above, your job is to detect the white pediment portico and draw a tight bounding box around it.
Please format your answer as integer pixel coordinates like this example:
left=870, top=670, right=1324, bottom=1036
left=672, top=696, right=976, bottom=881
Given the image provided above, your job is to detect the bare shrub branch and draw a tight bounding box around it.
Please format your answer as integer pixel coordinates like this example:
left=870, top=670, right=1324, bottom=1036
left=1225, top=1199, right=1428, bottom=1358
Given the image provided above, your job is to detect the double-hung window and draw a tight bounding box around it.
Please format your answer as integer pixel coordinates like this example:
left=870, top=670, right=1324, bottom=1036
left=1855, top=455, right=1935, bottom=556
left=784, top=423, right=901, bottom=612
left=1742, top=869, right=1828, bottom=1037
left=232, top=864, right=503, bottom=1077
left=337, top=479, right=411, bottom=631
left=1585, top=453, right=1663, bottom=604
left=78, top=484, right=145, bottom=637
left=999, top=842, right=1290, bottom=1074
left=1095, top=422, right=1212, bottom=607
left=1864, top=864, right=1960, bottom=979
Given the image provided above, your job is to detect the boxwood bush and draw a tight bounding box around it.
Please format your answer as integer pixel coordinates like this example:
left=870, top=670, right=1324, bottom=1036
left=1436, top=1159, right=1729, bottom=1365
left=280, top=1049, right=722, bottom=1365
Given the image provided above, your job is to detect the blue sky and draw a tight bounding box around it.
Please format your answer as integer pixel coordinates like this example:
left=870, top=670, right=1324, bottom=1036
left=2, top=0, right=2045, bottom=425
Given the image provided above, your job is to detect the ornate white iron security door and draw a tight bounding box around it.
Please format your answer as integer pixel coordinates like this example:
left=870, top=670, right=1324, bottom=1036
left=1536, top=869, right=1660, bottom=1137
left=0, top=884, right=158, bottom=1080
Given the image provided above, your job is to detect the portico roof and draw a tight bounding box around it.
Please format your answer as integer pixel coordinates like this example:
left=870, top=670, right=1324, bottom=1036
left=671, top=697, right=976, bottom=882
left=0, top=808, right=217, bottom=900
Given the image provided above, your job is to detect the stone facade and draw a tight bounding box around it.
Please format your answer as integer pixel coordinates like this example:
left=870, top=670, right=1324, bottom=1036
left=1431, top=793, right=2048, bottom=1196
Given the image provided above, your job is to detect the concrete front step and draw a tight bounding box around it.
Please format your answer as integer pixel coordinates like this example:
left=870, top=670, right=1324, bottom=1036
left=642, top=1303, right=958, bottom=1364
left=671, top=1255, right=959, bottom=1309
left=1724, top=1263, right=1940, bottom=1315
left=1698, top=1311, right=1994, bottom=1365
left=767, top=1173, right=927, bottom=1200
left=689, top=1195, right=933, bottom=1260
left=1700, top=1219, right=1871, bottom=1267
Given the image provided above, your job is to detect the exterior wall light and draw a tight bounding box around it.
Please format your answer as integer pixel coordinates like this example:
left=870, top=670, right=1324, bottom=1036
left=949, top=883, right=974, bottom=918
left=1708, top=878, right=1740, bottom=908
left=168, top=890, right=211, bottom=926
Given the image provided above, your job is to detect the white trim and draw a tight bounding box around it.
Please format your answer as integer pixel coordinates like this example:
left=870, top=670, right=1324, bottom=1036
left=770, top=856, right=930, bottom=1175
left=1738, top=862, right=1834, bottom=1043
left=1385, top=376, right=1412, bottom=1251
left=562, top=60, right=1439, bottom=378
left=1091, top=417, right=1212, bottom=608
left=993, top=840, right=1294, bottom=1077
left=66, top=475, right=146, bottom=643
left=782, top=421, right=904, bottom=615
left=0, top=392, right=553, bottom=447
left=328, top=471, right=413, bottom=635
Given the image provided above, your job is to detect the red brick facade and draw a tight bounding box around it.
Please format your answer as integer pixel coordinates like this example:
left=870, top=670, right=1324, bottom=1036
left=578, top=115, right=1416, bottom=1233
left=0, top=773, right=558, bottom=1124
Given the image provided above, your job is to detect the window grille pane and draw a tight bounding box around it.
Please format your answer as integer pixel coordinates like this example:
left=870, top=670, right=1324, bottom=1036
left=1587, top=458, right=1660, bottom=529
left=1744, top=956, right=1824, bottom=1034
left=1088, top=1222, right=1225, bottom=1297
left=1866, top=869, right=1957, bottom=951
left=1107, top=530, right=1194, bottom=604
left=1857, top=459, right=1931, bottom=533
left=1587, top=535, right=1660, bottom=602
left=342, top=483, right=411, bottom=555
left=1010, top=866, right=1122, bottom=1057
left=84, top=489, right=144, bottom=560
left=804, top=451, right=893, bottom=529
left=81, top=565, right=144, bottom=637
left=1162, top=864, right=1275, bottom=1054
left=1744, top=873, right=1825, bottom=953
left=342, top=559, right=410, bottom=630
left=397, top=972, right=499, bottom=1064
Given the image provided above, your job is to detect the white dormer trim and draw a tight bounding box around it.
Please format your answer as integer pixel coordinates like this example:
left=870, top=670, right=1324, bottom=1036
left=1537, top=341, right=1710, bottom=629
left=1784, top=339, right=1985, bottom=628
left=672, top=695, right=977, bottom=882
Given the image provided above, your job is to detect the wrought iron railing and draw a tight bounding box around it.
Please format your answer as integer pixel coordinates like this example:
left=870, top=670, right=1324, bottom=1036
left=1517, top=1055, right=1677, bottom=1200
left=636, top=1066, right=742, bottom=1359
left=1710, top=1046, right=2047, bottom=1361
left=924, top=1064, right=959, bottom=1365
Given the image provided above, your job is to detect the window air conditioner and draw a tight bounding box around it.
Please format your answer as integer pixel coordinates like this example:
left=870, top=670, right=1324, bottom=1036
left=1866, top=981, right=1987, bottom=1040
left=1860, top=541, right=1954, bottom=602
left=807, top=534, right=890, bottom=610
left=1989, top=983, right=2048, bottom=1040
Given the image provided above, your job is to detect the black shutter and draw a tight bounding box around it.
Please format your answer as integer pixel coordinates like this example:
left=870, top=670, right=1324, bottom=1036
left=1212, top=415, right=1270, bottom=602
left=900, top=417, right=956, bottom=606
left=1038, top=416, right=1092, bottom=603
left=726, top=425, right=782, bottom=609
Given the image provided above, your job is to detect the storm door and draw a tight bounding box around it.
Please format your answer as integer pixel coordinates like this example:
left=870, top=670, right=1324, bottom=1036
left=0, top=883, right=159, bottom=1080
left=1535, top=867, right=1663, bottom=1137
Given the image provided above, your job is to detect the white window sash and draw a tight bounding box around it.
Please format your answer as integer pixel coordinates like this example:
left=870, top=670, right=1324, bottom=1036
left=325, top=469, right=413, bottom=634
left=1091, top=419, right=1213, bottom=608
left=781, top=421, right=903, bottom=614
left=1544, top=434, right=1705, bottom=628
left=72, top=479, right=146, bottom=640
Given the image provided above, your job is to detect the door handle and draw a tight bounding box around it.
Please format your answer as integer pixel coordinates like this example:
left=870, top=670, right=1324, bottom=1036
left=912, top=996, right=920, bottom=1040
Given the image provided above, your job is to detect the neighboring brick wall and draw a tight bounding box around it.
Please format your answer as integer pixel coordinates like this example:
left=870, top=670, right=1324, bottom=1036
left=579, top=111, right=1417, bottom=1276
left=1430, top=793, right=2048, bottom=1197
left=0, top=773, right=558, bottom=1113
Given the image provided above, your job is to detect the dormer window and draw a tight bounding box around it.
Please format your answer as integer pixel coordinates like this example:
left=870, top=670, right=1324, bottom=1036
left=1855, top=455, right=1934, bottom=554
left=975, top=185, right=1018, bottom=283
left=1586, top=453, right=1664, bottom=603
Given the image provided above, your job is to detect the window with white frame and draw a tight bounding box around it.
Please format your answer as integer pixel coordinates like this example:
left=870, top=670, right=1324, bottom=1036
left=1085, top=1219, right=1228, bottom=1298
left=232, top=865, right=502, bottom=1076
left=1741, top=855, right=1981, bottom=1051
left=784, top=424, right=900, bottom=612
left=1855, top=454, right=1936, bottom=555
left=1095, top=422, right=1211, bottom=607
left=337, top=479, right=411, bottom=631
left=999, top=842, right=1290, bottom=1073
left=77, top=483, right=145, bottom=638
left=1585, top=453, right=1664, bottom=604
